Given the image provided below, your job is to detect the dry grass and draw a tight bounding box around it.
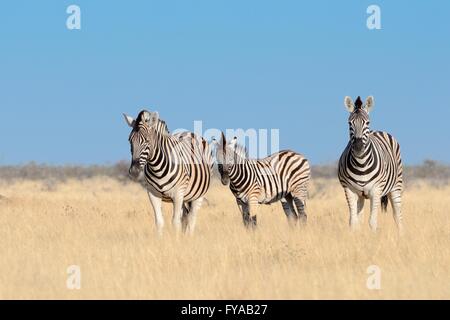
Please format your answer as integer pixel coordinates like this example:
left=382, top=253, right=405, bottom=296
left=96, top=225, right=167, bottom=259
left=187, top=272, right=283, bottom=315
left=0, top=177, right=449, bottom=299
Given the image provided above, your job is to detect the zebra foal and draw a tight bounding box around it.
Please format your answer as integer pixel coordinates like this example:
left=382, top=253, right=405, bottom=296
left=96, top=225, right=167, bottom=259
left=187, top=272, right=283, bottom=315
left=213, top=133, right=310, bottom=228
left=338, top=96, right=403, bottom=233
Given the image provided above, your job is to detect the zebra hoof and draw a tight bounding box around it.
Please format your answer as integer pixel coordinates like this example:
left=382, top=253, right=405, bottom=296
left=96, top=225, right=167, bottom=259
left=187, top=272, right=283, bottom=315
left=299, top=214, right=307, bottom=225
left=244, top=216, right=257, bottom=229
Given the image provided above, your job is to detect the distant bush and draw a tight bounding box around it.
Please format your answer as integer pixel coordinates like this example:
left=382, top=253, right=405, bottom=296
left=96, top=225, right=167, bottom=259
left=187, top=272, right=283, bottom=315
left=0, top=161, right=129, bottom=184
left=311, top=163, right=339, bottom=179
left=311, top=160, right=450, bottom=185
left=0, top=159, right=449, bottom=185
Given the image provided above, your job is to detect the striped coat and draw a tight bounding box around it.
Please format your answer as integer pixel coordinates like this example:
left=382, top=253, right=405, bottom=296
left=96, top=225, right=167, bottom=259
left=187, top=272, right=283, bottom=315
left=214, top=133, right=310, bottom=227
left=338, top=96, right=403, bottom=232
left=124, top=110, right=214, bottom=234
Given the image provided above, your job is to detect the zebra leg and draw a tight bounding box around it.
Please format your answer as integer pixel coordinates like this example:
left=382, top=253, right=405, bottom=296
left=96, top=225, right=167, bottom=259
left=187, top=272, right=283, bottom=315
left=291, top=183, right=308, bottom=225
left=369, top=191, right=382, bottom=232
left=181, top=202, right=191, bottom=233
left=344, top=187, right=359, bottom=229
left=281, top=195, right=298, bottom=226
left=237, top=201, right=253, bottom=228
left=357, top=196, right=365, bottom=219
left=184, top=197, right=203, bottom=235
left=246, top=198, right=258, bottom=229
left=236, top=199, right=250, bottom=227
left=291, top=193, right=307, bottom=225
left=389, top=190, right=404, bottom=235
left=147, top=191, right=164, bottom=235
left=172, top=195, right=184, bottom=233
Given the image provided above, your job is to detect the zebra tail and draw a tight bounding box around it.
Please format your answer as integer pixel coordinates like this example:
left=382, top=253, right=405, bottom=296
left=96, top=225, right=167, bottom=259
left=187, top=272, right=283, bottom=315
left=381, top=195, right=389, bottom=212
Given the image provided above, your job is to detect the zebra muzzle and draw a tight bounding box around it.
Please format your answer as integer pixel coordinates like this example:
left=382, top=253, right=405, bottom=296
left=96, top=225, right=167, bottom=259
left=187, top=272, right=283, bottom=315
left=353, top=138, right=364, bottom=152
left=221, top=176, right=230, bottom=186
left=128, top=165, right=142, bottom=180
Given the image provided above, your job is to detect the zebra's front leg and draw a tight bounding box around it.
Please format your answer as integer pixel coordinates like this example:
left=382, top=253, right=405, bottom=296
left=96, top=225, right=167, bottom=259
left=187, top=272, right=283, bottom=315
left=147, top=191, right=164, bottom=235
left=357, top=196, right=365, bottom=219
left=389, top=190, right=404, bottom=235
left=246, top=197, right=258, bottom=228
left=236, top=199, right=251, bottom=228
left=369, top=190, right=382, bottom=232
left=344, top=187, right=359, bottom=230
left=172, top=194, right=184, bottom=233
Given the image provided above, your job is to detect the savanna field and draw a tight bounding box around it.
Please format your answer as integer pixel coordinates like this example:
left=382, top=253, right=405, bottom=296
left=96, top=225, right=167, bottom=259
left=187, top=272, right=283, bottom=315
left=0, top=164, right=449, bottom=299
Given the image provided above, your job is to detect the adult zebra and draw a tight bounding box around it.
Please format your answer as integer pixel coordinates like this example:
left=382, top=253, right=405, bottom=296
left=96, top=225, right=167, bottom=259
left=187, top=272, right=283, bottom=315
left=123, top=110, right=214, bottom=234
left=338, top=96, right=403, bottom=233
left=213, top=133, right=310, bottom=228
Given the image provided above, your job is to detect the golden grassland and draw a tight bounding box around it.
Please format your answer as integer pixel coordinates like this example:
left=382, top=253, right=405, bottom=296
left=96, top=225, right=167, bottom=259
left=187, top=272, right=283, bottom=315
left=0, top=177, right=449, bottom=299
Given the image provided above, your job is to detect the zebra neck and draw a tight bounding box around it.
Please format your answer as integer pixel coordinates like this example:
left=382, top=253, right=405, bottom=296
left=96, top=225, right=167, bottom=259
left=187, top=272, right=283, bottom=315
left=228, top=161, right=251, bottom=189
left=145, top=131, right=169, bottom=170
left=350, top=141, right=373, bottom=164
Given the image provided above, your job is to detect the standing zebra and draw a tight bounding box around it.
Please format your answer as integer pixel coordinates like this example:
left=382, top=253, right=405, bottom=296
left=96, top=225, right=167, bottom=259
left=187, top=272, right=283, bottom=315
left=338, top=96, right=403, bottom=233
left=123, top=110, right=214, bottom=234
left=213, top=133, right=310, bottom=228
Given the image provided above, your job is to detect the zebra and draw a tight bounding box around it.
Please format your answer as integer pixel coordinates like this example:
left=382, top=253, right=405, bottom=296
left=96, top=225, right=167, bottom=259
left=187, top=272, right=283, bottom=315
left=338, top=96, right=403, bottom=233
left=123, top=110, right=214, bottom=234
left=212, top=132, right=310, bottom=228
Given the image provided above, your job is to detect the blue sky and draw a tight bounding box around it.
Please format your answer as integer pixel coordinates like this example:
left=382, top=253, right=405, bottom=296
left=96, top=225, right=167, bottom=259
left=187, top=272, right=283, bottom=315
left=1, top=0, right=449, bottom=165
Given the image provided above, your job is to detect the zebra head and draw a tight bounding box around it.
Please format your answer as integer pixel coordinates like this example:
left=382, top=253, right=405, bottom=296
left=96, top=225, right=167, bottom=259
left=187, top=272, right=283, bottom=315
left=344, top=96, right=374, bottom=155
left=123, top=110, right=160, bottom=180
left=213, top=132, right=240, bottom=186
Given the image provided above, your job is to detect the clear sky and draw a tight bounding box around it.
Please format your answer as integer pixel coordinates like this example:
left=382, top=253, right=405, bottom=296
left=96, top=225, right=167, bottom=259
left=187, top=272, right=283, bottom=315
left=1, top=0, right=449, bottom=165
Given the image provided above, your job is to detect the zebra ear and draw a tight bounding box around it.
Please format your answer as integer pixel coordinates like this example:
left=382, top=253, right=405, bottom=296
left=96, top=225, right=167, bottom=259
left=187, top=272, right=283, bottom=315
left=344, top=96, right=355, bottom=112
left=123, top=114, right=135, bottom=127
left=364, top=96, right=375, bottom=113
left=210, top=138, right=218, bottom=150
left=210, top=138, right=219, bottom=157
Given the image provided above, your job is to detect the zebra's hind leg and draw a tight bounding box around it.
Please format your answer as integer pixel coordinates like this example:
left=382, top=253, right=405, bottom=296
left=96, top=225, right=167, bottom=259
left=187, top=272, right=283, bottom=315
left=292, top=196, right=307, bottom=225
left=291, top=188, right=307, bottom=225
left=281, top=194, right=298, bottom=226
left=389, top=190, right=404, bottom=235
left=182, top=198, right=203, bottom=234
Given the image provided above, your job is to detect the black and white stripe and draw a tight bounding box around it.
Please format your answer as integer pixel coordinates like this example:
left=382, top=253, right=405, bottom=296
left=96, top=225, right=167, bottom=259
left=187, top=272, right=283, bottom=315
left=124, top=110, right=214, bottom=234
left=214, top=133, right=310, bottom=228
left=338, top=96, right=403, bottom=232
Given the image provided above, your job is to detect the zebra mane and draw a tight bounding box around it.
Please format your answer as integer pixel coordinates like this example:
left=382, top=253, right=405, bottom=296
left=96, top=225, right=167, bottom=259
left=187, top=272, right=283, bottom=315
left=135, top=110, right=170, bottom=136
left=354, top=96, right=363, bottom=109
left=231, top=143, right=248, bottom=160
left=155, top=119, right=170, bottom=135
